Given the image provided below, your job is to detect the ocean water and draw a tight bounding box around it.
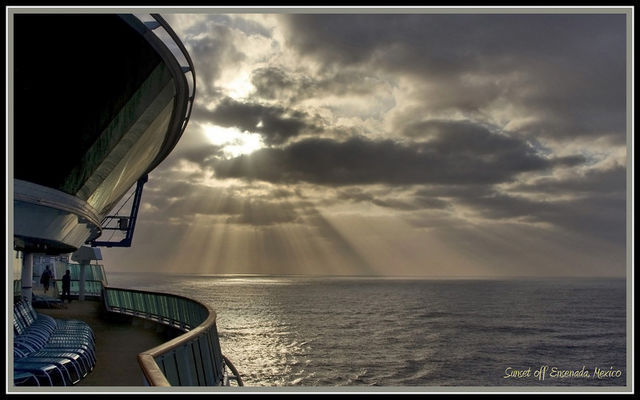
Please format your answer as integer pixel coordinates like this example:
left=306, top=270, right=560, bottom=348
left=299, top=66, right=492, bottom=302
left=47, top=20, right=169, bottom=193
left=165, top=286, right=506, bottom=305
left=108, top=273, right=627, bottom=388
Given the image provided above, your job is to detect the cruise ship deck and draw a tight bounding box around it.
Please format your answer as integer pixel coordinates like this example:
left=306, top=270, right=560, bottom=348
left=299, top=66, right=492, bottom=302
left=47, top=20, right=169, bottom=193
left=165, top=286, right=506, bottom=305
left=20, top=271, right=237, bottom=388
left=30, top=287, right=169, bottom=387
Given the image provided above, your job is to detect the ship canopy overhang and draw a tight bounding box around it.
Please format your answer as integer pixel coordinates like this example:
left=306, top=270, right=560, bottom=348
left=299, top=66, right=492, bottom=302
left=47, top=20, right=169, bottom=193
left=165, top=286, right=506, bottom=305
left=12, top=13, right=194, bottom=254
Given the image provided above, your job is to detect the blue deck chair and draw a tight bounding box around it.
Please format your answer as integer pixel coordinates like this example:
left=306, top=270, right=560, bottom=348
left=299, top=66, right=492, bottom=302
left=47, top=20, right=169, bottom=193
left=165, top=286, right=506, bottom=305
left=14, top=347, right=78, bottom=385
left=26, top=348, right=91, bottom=376
left=13, top=361, right=67, bottom=386
left=18, top=356, right=80, bottom=385
left=14, top=338, right=96, bottom=370
left=13, top=300, right=97, bottom=385
left=13, top=370, right=41, bottom=386
left=15, top=346, right=90, bottom=378
left=14, top=318, right=95, bottom=350
left=14, top=332, right=97, bottom=368
left=13, top=367, right=52, bottom=386
left=17, top=303, right=95, bottom=344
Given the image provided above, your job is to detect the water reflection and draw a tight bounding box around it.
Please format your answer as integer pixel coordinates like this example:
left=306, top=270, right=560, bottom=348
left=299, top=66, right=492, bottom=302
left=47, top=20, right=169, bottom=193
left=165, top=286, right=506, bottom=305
left=107, top=273, right=627, bottom=387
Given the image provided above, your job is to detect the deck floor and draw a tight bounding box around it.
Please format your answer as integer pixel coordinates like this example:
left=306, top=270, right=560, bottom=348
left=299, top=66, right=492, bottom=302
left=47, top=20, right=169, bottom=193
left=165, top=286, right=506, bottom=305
left=30, top=289, right=169, bottom=387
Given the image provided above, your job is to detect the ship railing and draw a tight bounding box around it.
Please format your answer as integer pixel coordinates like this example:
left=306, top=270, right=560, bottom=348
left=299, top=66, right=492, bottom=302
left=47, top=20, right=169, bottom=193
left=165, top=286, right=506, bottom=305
left=54, top=280, right=104, bottom=298
left=102, top=286, right=243, bottom=387
left=52, top=262, right=108, bottom=299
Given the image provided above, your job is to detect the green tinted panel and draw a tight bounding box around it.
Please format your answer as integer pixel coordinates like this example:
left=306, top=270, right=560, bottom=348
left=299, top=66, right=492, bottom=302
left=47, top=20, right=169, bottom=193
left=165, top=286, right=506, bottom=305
left=191, top=341, right=205, bottom=385
left=159, top=355, right=180, bottom=386
left=147, top=294, right=158, bottom=315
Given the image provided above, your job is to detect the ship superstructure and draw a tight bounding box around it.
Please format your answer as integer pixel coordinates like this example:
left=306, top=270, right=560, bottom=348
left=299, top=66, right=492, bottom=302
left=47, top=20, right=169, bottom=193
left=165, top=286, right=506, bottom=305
left=10, top=12, right=241, bottom=388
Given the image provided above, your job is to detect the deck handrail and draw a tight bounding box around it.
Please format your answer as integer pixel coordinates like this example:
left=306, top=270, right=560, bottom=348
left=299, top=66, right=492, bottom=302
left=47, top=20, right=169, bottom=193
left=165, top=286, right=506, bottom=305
left=54, top=279, right=104, bottom=297
left=102, top=286, right=242, bottom=386
left=18, top=265, right=242, bottom=386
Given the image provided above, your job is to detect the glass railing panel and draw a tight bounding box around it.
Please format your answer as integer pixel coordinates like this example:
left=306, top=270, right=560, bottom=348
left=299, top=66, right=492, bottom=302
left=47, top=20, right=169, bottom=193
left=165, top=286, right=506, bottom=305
left=102, top=286, right=235, bottom=387
left=168, top=297, right=179, bottom=326
left=141, top=292, right=151, bottom=317
left=159, top=354, right=180, bottom=386
left=197, top=335, right=215, bottom=385
left=208, top=327, right=224, bottom=381
left=186, top=304, right=195, bottom=327
left=189, top=302, right=199, bottom=326
left=176, top=299, right=188, bottom=328
left=192, top=341, right=206, bottom=386
left=53, top=279, right=103, bottom=296
left=84, top=281, right=98, bottom=295
left=146, top=293, right=159, bottom=317
left=54, top=263, right=107, bottom=285
left=132, top=292, right=145, bottom=313
left=175, top=345, right=196, bottom=385
left=158, top=296, right=170, bottom=320
left=84, top=281, right=94, bottom=294
left=105, top=288, right=120, bottom=308
left=122, top=290, right=134, bottom=310
left=175, top=298, right=184, bottom=325
left=89, top=281, right=103, bottom=295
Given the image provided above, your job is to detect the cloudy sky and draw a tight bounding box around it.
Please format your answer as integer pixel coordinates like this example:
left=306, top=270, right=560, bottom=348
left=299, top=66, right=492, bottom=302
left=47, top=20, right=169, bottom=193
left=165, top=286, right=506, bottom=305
left=102, top=9, right=629, bottom=278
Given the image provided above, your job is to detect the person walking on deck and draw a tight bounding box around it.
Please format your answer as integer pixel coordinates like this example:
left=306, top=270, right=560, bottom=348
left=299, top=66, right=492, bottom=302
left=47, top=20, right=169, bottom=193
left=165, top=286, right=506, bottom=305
left=61, top=269, right=72, bottom=303
left=40, top=265, right=52, bottom=294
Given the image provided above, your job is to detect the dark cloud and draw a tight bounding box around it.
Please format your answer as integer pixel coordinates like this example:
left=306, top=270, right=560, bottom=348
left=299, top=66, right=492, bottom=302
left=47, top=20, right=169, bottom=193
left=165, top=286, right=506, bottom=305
left=409, top=164, right=627, bottom=245
left=211, top=128, right=584, bottom=186
left=280, top=14, right=626, bottom=141
left=404, top=119, right=586, bottom=169
left=281, top=14, right=624, bottom=76
left=373, top=196, right=450, bottom=211
left=192, top=97, right=322, bottom=145
left=453, top=190, right=625, bottom=245
left=337, top=187, right=449, bottom=211
left=403, top=119, right=531, bottom=155
left=512, top=165, right=627, bottom=197
left=250, top=67, right=309, bottom=101
left=332, top=166, right=625, bottom=246
left=197, top=14, right=271, bottom=38
left=250, top=66, right=387, bottom=104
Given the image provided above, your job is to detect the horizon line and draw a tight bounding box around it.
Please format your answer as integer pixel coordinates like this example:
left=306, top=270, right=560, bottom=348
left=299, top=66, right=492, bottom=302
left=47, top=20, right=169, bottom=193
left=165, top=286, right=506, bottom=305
left=106, top=271, right=626, bottom=280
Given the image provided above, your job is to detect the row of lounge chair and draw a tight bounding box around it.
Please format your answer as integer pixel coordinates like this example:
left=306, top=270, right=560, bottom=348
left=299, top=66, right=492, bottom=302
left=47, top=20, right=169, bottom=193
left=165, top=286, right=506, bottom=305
left=13, top=300, right=96, bottom=386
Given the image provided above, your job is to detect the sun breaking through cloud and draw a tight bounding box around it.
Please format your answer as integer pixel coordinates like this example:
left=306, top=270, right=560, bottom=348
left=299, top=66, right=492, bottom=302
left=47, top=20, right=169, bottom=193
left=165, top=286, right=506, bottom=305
left=101, top=10, right=628, bottom=279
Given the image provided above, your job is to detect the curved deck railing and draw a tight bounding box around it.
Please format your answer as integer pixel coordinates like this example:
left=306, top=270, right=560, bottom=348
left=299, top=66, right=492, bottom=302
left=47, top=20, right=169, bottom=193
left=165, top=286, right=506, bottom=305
left=103, top=286, right=242, bottom=386
left=19, top=263, right=242, bottom=386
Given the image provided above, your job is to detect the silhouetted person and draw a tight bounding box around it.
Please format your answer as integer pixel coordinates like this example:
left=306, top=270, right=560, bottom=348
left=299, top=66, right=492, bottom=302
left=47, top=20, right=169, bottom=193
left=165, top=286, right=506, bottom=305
left=61, top=269, right=72, bottom=303
left=40, top=265, right=52, bottom=293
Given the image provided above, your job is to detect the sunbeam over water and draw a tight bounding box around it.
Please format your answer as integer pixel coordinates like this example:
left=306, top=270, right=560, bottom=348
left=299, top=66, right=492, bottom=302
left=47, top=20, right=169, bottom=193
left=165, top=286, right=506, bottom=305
left=108, top=273, right=627, bottom=387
